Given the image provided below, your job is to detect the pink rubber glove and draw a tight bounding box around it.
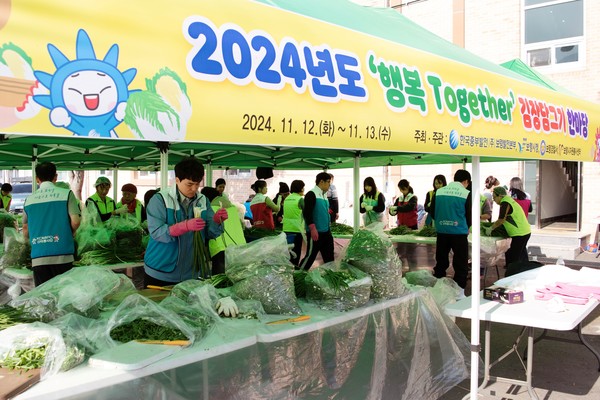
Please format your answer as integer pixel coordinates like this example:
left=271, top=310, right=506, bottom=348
left=309, top=224, right=319, bottom=242
left=169, top=218, right=205, bottom=237
left=213, top=208, right=228, bottom=224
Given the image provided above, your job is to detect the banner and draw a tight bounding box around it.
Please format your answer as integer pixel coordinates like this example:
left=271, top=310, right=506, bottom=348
left=1, top=0, right=599, bottom=161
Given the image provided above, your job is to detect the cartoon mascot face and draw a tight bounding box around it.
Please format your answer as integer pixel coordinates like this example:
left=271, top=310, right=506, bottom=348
left=33, top=29, right=137, bottom=138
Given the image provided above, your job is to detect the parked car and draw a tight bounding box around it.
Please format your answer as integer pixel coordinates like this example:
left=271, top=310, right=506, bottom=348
left=9, top=183, right=34, bottom=213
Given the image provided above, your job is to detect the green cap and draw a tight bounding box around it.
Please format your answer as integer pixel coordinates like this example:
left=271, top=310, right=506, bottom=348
left=94, top=176, right=111, bottom=187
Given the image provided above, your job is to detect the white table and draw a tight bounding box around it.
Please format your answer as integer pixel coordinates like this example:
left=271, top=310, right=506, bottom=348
left=445, top=292, right=600, bottom=399
left=15, top=290, right=471, bottom=400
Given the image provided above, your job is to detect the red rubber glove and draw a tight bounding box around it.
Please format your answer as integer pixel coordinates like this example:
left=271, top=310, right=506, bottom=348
left=309, top=224, right=319, bottom=242
left=213, top=208, right=228, bottom=224
left=169, top=218, right=205, bottom=236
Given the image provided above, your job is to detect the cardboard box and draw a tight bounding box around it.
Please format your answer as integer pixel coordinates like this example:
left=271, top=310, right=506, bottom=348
left=483, top=285, right=524, bottom=304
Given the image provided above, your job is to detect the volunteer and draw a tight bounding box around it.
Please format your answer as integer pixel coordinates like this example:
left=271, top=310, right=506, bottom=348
left=484, top=186, right=531, bottom=268
left=116, top=183, right=146, bottom=223
left=85, top=177, right=124, bottom=223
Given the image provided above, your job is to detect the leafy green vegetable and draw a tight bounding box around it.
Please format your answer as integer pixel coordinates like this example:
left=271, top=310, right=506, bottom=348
left=0, top=211, right=17, bottom=242
left=0, top=345, right=46, bottom=371
left=330, top=222, right=354, bottom=235
left=124, top=91, right=179, bottom=138
left=0, top=305, right=38, bottom=331
left=388, top=225, right=414, bottom=236
left=206, top=273, right=233, bottom=288
left=415, top=225, right=437, bottom=237
left=480, top=222, right=509, bottom=238
left=293, top=270, right=307, bottom=298
left=110, top=319, right=187, bottom=342
left=321, top=269, right=350, bottom=294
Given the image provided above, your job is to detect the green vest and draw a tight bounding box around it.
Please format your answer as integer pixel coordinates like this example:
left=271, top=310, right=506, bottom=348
left=87, top=192, right=116, bottom=214
left=116, top=199, right=143, bottom=222
left=0, top=194, right=11, bottom=211
left=500, top=195, right=531, bottom=237
left=208, top=205, right=246, bottom=257
left=282, top=193, right=304, bottom=233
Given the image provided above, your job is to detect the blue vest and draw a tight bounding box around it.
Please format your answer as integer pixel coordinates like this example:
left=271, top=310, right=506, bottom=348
left=307, top=186, right=330, bottom=233
left=433, top=182, right=470, bottom=235
left=24, top=185, right=75, bottom=259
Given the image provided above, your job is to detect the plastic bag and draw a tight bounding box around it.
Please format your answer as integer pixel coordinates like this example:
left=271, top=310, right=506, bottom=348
left=75, top=217, right=144, bottom=265
left=10, top=266, right=135, bottom=321
left=428, top=277, right=461, bottom=310
left=225, top=233, right=291, bottom=280
left=405, top=270, right=438, bottom=287
left=49, top=313, right=113, bottom=355
left=0, top=227, right=31, bottom=269
left=230, top=264, right=301, bottom=314
left=305, top=261, right=372, bottom=312
left=0, top=322, right=69, bottom=379
left=344, top=223, right=407, bottom=299
left=106, top=294, right=195, bottom=345
left=160, top=296, right=214, bottom=339
left=226, top=233, right=301, bottom=315
left=0, top=210, right=17, bottom=243
left=170, top=279, right=213, bottom=302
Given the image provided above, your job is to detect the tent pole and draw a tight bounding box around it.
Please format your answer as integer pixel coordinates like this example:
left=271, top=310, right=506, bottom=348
left=206, top=162, right=213, bottom=188
left=469, top=156, right=482, bottom=399
left=31, top=145, right=38, bottom=193
left=353, top=154, right=360, bottom=232
left=112, top=169, right=118, bottom=201
left=160, top=150, right=169, bottom=191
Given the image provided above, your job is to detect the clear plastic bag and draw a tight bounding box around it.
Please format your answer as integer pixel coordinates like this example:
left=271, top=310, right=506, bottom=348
left=225, top=233, right=291, bottom=281
left=0, top=227, right=31, bottom=269
left=160, top=296, right=214, bottom=339
left=0, top=210, right=17, bottom=243
left=0, top=322, right=71, bottom=379
left=225, top=233, right=301, bottom=315
left=344, top=222, right=407, bottom=299
left=49, top=313, right=113, bottom=355
left=75, top=216, right=145, bottom=265
left=230, top=264, right=301, bottom=315
left=305, top=261, right=372, bottom=311
left=405, top=270, right=438, bottom=287
left=106, top=294, right=195, bottom=344
left=10, top=266, right=135, bottom=321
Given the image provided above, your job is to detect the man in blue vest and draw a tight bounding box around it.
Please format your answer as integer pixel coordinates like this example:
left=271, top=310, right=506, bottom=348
left=144, top=157, right=228, bottom=285
left=298, top=172, right=333, bottom=271
left=23, top=162, right=81, bottom=286
left=429, top=169, right=472, bottom=297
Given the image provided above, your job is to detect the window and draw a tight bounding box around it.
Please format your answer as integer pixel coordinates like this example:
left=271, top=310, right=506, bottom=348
left=138, top=171, right=157, bottom=178
left=226, top=169, right=252, bottom=178
left=523, top=0, right=584, bottom=69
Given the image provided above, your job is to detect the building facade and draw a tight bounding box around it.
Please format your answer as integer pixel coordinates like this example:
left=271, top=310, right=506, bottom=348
left=352, top=0, right=600, bottom=244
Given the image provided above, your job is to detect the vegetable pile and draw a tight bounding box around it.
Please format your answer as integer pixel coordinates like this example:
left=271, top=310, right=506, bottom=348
left=344, top=226, right=406, bottom=299
left=305, top=262, right=372, bottom=311
left=388, top=225, right=414, bottom=236
left=387, top=225, right=436, bottom=237
left=0, top=211, right=17, bottom=243
left=0, top=305, right=38, bottom=330
left=75, top=218, right=145, bottom=266
left=225, top=233, right=301, bottom=314
left=0, top=228, right=31, bottom=268
left=109, top=319, right=187, bottom=342
left=480, top=222, right=509, bottom=238
left=0, top=344, right=47, bottom=371
left=330, top=222, right=354, bottom=235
